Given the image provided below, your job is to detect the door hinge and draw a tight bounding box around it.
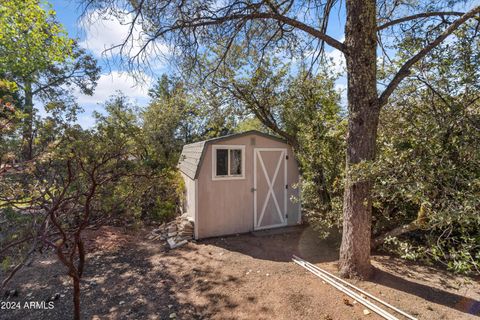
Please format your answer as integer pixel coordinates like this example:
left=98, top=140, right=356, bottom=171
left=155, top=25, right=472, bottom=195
left=286, top=155, right=289, bottom=160
left=285, top=184, right=288, bottom=189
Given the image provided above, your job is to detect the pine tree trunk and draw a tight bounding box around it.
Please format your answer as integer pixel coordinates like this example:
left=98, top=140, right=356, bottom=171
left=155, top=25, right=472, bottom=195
left=339, top=0, right=379, bottom=279
left=22, top=81, right=34, bottom=161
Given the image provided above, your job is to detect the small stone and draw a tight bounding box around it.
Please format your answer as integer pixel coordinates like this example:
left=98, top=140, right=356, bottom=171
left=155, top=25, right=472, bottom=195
left=172, top=240, right=188, bottom=249
left=169, top=312, right=176, bottom=318
left=168, top=304, right=173, bottom=309
left=343, top=298, right=353, bottom=306
left=60, top=294, right=65, bottom=298
left=119, top=301, right=125, bottom=305
left=363, top=309, right=371, bottom=315
left=266, top=273, right=270, bottom=276
left=167, top=238, right=177, bottom=248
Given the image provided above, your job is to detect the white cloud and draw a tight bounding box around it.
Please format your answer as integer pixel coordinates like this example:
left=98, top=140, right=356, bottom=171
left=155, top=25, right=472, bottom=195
left=76, top=113, right=97, bottom=129
left=326, top=49, right=346, bottom=74
left=79, top=8, right=170, bottom=62
left=72, top=71, right=153, bottom=128
left=75, top=71, right=153, bottom=105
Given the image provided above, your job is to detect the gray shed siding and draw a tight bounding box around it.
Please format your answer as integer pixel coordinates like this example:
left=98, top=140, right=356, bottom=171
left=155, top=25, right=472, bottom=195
left=178, top=141, right=205, bottom=179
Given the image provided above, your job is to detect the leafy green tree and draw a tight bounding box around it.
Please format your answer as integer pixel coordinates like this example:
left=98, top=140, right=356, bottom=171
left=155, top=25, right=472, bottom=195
left=234, top=116, right=268, bottom=133
left=281, top=70, right=346, bottom=236
left=368, top=24, right=480, bottom=274
left=0, top=79, right=23, bottom=168
left=144, top=75, right=199, bottom=164
left=0, top=0, right=100, bottom=160
left=93, top=93, right=185, bottom=223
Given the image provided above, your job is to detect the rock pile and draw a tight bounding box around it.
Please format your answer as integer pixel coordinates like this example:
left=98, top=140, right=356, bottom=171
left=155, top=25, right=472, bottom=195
left=148, top=215, right=194, bottom=249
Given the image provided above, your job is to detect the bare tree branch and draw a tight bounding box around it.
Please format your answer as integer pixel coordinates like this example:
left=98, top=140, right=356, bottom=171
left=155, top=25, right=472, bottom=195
left=152, top=11, right=346, bottom=52
left=378, top=6, right=480, bottom=107
left=377, top=11, right=466, bottom=31
left=1, top=231, right=38, bottom=289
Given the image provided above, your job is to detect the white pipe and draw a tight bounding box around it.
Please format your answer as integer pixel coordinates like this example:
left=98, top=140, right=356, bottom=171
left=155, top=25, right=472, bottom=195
left=299, top=262, right=398, bottom=320
left=301, top=262, right=398, bottom=320
left=292, top=257, right=399, bottom=320
left=293, top=255, right=417, bottom=320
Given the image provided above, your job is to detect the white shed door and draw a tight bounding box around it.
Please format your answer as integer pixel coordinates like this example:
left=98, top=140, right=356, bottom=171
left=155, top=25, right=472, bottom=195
left=254, top=148, right=288, bottom=230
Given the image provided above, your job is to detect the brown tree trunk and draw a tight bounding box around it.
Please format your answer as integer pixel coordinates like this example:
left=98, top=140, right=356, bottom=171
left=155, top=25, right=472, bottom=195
left=73, top=275, right=81, bottom=320
left=22, top=81, right=34, bottom=161
left=77, top=239, right=85, bottom=277
left=339, top=0, right=379, bottom=279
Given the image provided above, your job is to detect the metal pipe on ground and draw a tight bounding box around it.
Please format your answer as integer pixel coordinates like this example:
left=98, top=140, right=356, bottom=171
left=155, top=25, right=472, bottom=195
left=292, top=256, right=399, bottom=320
left=293, top=255, right=417, bottom=320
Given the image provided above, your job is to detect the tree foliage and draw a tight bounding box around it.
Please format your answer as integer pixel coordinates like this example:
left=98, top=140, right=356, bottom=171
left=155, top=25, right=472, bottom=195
left=0, top=0, right=100, bottom=160
left=367, top=24, right=480, bottom=274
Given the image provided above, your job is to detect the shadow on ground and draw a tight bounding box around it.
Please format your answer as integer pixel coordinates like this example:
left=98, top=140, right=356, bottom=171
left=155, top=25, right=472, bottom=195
left=203, top=225, right=341, bottom=263
left=373, top=268, right=480, bottom=316
left=206, top=225, right=480, bottom=318
left=2, top=225, right=479, bottom=319
left=1, top=231, right=243, bottom=320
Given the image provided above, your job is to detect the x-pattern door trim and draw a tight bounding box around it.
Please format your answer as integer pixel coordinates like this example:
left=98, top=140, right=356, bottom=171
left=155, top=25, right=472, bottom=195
left=254, top=148, right=288, bottom=230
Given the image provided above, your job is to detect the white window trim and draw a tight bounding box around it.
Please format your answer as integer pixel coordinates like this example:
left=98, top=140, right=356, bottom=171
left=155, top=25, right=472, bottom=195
left=212, top=145, right=246, bottom=181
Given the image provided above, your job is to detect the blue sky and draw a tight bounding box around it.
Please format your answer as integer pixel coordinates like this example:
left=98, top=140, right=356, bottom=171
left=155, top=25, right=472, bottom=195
left=41, top=1, right=480, bottom=127
left=44, top=1, right=165, bottom=127
left=46, top=1, right=347, bottom=128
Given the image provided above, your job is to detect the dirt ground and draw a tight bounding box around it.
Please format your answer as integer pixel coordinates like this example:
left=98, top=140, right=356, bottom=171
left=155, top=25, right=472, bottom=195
left=1, top=225, right=479, bottom=320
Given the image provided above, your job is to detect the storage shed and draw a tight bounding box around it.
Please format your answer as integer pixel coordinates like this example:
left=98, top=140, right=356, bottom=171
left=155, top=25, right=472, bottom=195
left=178, top=130, right=301, bottom=239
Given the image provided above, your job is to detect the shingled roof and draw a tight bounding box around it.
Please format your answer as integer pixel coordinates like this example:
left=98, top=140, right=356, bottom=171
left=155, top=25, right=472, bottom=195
left=178, top=130, right=286, bottom=179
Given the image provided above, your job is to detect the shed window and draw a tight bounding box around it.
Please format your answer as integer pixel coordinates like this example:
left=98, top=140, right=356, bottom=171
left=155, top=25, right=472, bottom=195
left=216, top=149, right=228, bottom=176
left=212, top=145, right=245, bottom=180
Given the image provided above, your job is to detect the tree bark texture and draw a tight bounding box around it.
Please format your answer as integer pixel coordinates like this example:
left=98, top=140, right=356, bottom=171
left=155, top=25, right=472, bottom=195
left=339, top=0, right=379, bottom=279
left=22, top=81, right=34, bottom=161
left=73, top=276, right=81, bottom=320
